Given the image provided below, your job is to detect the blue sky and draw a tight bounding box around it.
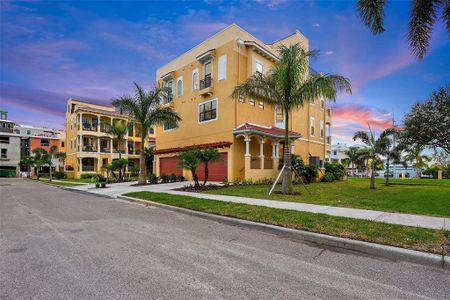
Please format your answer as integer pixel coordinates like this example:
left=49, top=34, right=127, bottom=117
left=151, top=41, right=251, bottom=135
left=1, top=0, right=449, bottom=143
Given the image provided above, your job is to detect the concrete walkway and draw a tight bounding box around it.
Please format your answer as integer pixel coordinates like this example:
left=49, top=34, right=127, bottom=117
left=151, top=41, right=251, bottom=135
left=66, top=181, right=450, bottom=231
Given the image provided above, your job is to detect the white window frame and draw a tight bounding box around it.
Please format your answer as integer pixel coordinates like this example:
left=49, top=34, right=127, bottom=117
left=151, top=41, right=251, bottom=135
left=239, top=95, right=245, bottom=103
left=249, top=98, right=255, bottom=106
left=258, top=101, right=264, bottom=109
left=163, top=122, right=177, bottom=132
left=167, top=79, right=174, bottom=102
left=176, top=76, right=183, bottom=97
left=310, top=117, right=315, bottom=136
left=198, top=98, right=218, bottom=124
left=320, top=120, right=324, bottom=139
left=192, top=69, right=199, bottom=91
left=203, top=59, right=213, bottom=79
left=218, top=55, right=227, bottom=81
left=255, top=60, right=263, bottom=74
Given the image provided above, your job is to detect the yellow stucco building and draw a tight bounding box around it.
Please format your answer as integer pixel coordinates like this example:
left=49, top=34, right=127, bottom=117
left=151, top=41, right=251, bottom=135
left=153, top=24, right=332, bottom=182
left=65, top=99, right=155, bottom=178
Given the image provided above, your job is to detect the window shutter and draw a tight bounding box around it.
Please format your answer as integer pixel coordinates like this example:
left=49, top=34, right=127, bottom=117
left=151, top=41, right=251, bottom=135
left=218, top=55, right=227, bottom=80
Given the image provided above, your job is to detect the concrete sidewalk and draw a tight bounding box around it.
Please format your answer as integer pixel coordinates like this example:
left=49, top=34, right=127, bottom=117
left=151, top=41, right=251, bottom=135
left=66, top=181, right=450, bottom=231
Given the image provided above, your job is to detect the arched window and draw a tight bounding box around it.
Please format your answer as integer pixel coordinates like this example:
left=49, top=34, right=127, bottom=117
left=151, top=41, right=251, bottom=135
left=177, top=77, right=183, bottom=97
left=192, top=70, right=199, bottom=91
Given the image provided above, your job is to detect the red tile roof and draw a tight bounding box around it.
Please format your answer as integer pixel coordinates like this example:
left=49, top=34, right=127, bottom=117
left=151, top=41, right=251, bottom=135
left=153, top=141, right=232, bottom=155
left=233, top=123, right=301, bottom=138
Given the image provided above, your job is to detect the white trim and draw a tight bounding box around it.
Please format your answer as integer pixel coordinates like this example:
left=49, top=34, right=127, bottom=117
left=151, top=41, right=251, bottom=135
left=218, top=54, right=227, bottom=81
left=298, top=137, right=325, bottom=145
left=192, top=68, right=199, bottom=91
left=176, top=76, right=183, bottom=97
left=163, top=122, right=177, bottom=132
left=198, top=98, right=218, bottom=124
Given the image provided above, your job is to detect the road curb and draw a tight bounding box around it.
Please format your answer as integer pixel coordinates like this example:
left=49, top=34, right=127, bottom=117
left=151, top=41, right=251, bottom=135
left=118, top=195, right=449, bottom=269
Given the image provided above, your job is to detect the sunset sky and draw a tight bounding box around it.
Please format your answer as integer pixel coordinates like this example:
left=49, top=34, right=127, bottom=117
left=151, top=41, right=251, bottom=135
left=1, top=0, right=449, bottom=144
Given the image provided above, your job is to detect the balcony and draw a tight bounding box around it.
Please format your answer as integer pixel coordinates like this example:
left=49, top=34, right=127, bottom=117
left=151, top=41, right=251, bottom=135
left=82, top=123, right=98, bottom=132
left=199, top=74, right=213, bottom=96
left=100, top=146, right=110, bottom=153
left=326, top=136, right=331, bottom=145
left=82, top=145, right=97, bottom=152
left=326, top=108, right=332, bottom=124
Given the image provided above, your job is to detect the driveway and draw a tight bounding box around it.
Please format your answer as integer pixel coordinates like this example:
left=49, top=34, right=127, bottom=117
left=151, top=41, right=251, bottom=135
left=1, top=178, right=449, bottom=299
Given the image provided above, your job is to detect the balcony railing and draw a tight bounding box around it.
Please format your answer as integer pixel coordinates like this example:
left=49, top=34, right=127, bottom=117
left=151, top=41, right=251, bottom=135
left=82, top=123, right=98, bottom=132
left=82, top=165, right=95, bottom=172
left=113, top=148, right=125, bottom=154
left=100, top=146, right=110, bottom=153
left=250, top=156, right=261, bottom=169
left=326, top=108, right=332, bottom=117
left=100, top=124, right=109, bottom=133
left=82, top=145, right=97, bottom=152
left=264, top=158, right=273, bottom=169
left=200, top=74, right=212, bottom=90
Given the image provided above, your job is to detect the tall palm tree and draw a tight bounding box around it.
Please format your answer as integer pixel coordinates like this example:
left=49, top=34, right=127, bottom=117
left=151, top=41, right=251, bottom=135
left=353, top=126, right=394, bottom=189
left=378, top=129, right=401, bottom=186
left=357, top=0, right=449, bottom=59
left=345, top=146, right=360, bottom=175
left=113, top=83, right=181, bottom=185
left=404, top=145, right=430, bottom=178
left=103, top=120, right=128, bottom=181
left=232, top=44, right=351, bottom=194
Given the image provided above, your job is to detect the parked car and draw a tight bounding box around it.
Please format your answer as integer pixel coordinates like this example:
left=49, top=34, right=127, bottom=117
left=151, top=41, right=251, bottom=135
left=384, top=172, right=394, bottom=178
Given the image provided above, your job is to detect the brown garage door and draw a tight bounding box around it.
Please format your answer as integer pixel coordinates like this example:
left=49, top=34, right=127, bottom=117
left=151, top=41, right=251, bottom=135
left=197, top=153, right=227, bottom=182
left=160, top=157, right=182, bottom=176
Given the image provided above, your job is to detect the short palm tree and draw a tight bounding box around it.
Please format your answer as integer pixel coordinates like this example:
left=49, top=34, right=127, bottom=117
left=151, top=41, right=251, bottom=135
left=32, top=148, right=50, bottom=180
left=356, top=0, right=449, bottom=59
left=103, top=120, right=128, bottom=181
left=233, top=44, right=351, bottom=194
left=177, top=149, right=201, bottom=189
left=198, top=148, right=222, bottom=185
left=47, top=145, right=59, bottom=182
left=20, top=156, right=35, bottom=178
left=404, top=145, right=430, bottom=178
left=345, top=146, right=360, bottom=175
left=353, top=126, right=394, bottom=189
left=55, top=152, right=66, bottom=172
left=113, top=83, right=181, bottom=185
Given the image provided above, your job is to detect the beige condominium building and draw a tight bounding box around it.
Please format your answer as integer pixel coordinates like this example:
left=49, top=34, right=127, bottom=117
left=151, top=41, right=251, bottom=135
left=65, top=99, right=155, bottom=178
left=153, top=24, right=332, bottom=182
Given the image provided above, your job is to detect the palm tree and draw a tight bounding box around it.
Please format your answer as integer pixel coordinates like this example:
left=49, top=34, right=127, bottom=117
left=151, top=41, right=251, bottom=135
left=32, top=148, right=50, bottom=180
left=232, top=44, right=351, bottom=194
left=47, top=145, right=59, bottom=182
left=378, top=129, right=401, bottom=186
left=198, top=148, right=223, bottom=185
left=113, top=83, right=181, bottom=185
left=353, top=126, right=394, bottom=189
left=345, top=146, right=360, bottom=176
left=404, top=145, right=430, bottom=178
left=144, top=146, right=155, bottom=176
left=356, top=0, right=449, bottom=59
left=20, top=156, right=35, bottom=178
left=103, top=120, right=128, bottom=181
left=177, top=149, right=201, bottom=189
left=55, top=152, right=66, bottom=172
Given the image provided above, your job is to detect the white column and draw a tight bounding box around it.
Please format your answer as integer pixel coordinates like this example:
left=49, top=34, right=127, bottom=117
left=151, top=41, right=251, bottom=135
left=110, top=137, right=113, bottom=154
left=97, top=138, right=100, bottom=153
left=244, top=137, right=251, bottom=157
left=291, top=142, right=295, bottom=154
left=97, top=116, right=101, bottom=132
left=259, top=139, right=264, bottom=158
left=274, top=143, right=279, bottom=158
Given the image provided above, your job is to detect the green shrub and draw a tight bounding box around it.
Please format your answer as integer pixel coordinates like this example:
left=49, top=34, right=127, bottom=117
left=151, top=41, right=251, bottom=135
left=148, top=173, right=159, bottom=184
left=160, top=173, right=170, bottom=183
left=96, top=175, right=107, bottom=183
left=321, top=173, right=335, bottom=182
left=81, top=173, right=96, bottom=179
left=177, top=175, right=185, bottom=182
left=324, top=162, right=345, bottom=180
left=54, top=172, right=66, bottom=179
left=169, top=173, right=177, bottom=182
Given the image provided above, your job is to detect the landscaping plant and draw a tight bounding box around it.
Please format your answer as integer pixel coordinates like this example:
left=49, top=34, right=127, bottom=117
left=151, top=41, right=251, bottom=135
left=103, top=120, right=128, bottom=182
left=232, top=44, right=351, bottom=194
left=198, top=148, right=222, bottom=185
left=112, top=83, right=181, bottom=185
left=148, top=173, right=159, bottom=184
left=177, top=149, right=201, bottom=189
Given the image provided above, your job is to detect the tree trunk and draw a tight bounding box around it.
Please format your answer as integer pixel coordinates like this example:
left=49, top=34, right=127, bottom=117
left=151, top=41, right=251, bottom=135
left=192, top=169, right=200, bottom=189
left=118, top=139, right=123, bottom=182
left=49, top=163, right=53, bottom=182
left=203, top=162, right=209, bottom=186
left=385, top=158, right=390, bottom=186
left=138, top=149, right=146, bottom=185
left=281, top=112, right=293, bottom=194
left=370, top=164, right=376, bottom=189
left=36, top=167, right=40, bottom=180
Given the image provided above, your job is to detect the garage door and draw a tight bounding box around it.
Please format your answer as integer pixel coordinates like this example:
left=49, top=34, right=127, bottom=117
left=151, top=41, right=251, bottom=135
left=160, top=157, right=182, bottom=176
left=197, top=153, right=227, bottom=182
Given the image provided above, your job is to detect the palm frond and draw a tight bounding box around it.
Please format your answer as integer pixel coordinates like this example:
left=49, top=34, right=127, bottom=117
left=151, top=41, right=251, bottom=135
left=408, top=0, right=440, bottom=59
left=353, top=131, right=372, bottom=146
left=232, top=72, right=280, bottom=105
left=357, top=0, right=387, bottom=34
left=444, top=0, right=450, bottom=35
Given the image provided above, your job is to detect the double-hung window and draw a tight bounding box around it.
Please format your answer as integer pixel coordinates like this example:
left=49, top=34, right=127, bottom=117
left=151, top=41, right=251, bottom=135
left=1, top=149, right=6, bottom=159
left=218, top=55, right=227, bottom=80
left=310, top=117, right=315, bottom=136
left=320, top=121, right=324, bottom=138
left=167, top=80, right=173, bottom=103
left=177, top=77, right=183, bottom=97
left=192, top=69, right=199, bottom=91
left=163, top=122, right=176, bottom=131
left=199, top=99, right=217, bottom=123
left=255, top=60, right=263, bottom=74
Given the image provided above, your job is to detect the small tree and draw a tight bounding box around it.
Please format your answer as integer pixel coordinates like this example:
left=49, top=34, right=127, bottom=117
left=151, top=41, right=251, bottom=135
left=20, top=156, right=35, bottom=178
left=105, top=159, right=129, bottom=182
left=47, top=145, right=59, bottom=182
left=353, top=126, right=394, bottom=189
left=198, top=148, right=222, bottom=185
left=177, top=149, right=201, bottom=189
left=404, top=145, right=430, bottom=178
left=344, top=146, right=361, bottom=175
left=145, top=146, right=155, bottom=175
left=32, top=148, right=50, bottom=180
left=55, top=152, right=66, bottom=172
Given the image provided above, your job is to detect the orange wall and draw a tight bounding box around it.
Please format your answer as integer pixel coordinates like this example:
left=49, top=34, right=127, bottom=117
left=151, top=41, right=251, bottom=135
left=29, top=137, right=59, bottom=152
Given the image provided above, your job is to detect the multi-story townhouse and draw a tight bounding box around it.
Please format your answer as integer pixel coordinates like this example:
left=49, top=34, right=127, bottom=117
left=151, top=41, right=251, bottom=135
left=153, top=24, right=333, bottom=182
left=65, top=99, right=155, bottom=178
left=0, top=111, right=21, bottom=177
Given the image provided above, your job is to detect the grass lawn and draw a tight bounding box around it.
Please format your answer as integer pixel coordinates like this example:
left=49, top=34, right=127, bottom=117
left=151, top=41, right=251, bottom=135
left=125, top=191, right=447, bottom=254
left=36, top=178, right=85, bottom=187
left=205, top=178, right=450, bottom=217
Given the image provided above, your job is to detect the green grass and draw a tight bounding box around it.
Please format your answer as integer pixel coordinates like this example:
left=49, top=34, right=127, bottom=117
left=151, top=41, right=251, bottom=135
left=36, top=179, right=84, bottom=187
left=205, top=178, right=450, bottom=217
left=124, top=191, right=446, bottom=254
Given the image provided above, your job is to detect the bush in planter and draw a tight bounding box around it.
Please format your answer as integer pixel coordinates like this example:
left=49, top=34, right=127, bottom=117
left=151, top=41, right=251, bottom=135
left=169, top=173, right=177, bottom=183
left=177, top=175, right=185, bottom=182
left=160, top=173, right=170, bottom=183
left=54, top=171, right=66, bottom=179
left=321, top=173, right=335, bottom=182
left=148, top=173, right=159, bottom=184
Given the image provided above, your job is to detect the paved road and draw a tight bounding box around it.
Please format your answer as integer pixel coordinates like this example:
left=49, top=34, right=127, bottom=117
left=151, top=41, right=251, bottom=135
left=1, top=179, right=449, bottom=300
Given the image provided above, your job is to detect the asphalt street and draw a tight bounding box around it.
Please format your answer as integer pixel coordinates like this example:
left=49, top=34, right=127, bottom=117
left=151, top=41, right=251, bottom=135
left=1, top=178, right=449, bottom=299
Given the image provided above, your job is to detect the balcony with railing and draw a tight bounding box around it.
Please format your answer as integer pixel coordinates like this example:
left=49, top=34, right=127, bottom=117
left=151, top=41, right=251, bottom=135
left=326, top=108, right=332, bottom=124
left=199, top=74, right=213, bottom=96
left=82, top=144, right=97, bottom=152
left=82, top=120, right=98, bottom=132
left=326, top=136, right=332, bottom=145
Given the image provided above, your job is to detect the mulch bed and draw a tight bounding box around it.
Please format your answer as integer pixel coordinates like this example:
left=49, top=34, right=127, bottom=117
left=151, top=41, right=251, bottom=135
left=175, top=184, right=227, bottom=192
